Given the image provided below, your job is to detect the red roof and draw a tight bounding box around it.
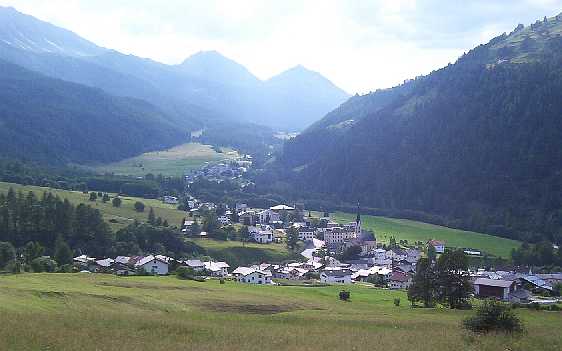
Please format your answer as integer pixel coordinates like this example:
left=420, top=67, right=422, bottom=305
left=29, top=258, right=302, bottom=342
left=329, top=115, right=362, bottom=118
left=390, top=271, right=410, bottom=282
left=428, top=240, right=445, bottom=246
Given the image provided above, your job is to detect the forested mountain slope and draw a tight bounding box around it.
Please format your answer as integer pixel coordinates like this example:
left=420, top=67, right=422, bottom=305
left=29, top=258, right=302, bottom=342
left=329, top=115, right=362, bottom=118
left=0, top=61, right=185, bottom=164
left=279, top=14, right=562, bottom=244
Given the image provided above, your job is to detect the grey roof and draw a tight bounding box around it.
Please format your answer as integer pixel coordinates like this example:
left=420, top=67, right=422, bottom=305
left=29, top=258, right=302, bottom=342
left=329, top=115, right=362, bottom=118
left=519, top=275, right=553, bottom=291
left=185, top=259, right=205, bottom=267
left=322, top=269, right=353, bottom=277
left=474, top=278, right=514, bottom=288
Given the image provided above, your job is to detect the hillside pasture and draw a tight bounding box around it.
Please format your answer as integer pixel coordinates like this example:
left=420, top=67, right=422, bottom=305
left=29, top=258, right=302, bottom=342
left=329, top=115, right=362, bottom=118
left=0, top=182, right=186, bottom=231
left=333, top=212, right=521, bottom=258
left=87, top=142, right=238, bottom=176
left=0, top=274, right=560, bottom=351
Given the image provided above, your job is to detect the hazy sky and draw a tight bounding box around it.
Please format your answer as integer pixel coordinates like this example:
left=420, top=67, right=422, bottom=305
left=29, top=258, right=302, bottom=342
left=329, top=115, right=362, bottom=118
left=2, top=0, right=561, bottom=93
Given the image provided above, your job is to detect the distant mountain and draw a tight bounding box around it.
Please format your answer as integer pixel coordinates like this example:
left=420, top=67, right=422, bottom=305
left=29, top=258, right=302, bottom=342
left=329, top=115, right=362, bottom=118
left=261, top=65, right=350, bottom=130
left=177, top=50, right=261, bottom=86
left=0, top=6, right=105, bottom=56
left=0, top=6, right=348, bottom=132
left=0, top=61, right=185, bottom=164
left=277, top=13, right=562, bottom=244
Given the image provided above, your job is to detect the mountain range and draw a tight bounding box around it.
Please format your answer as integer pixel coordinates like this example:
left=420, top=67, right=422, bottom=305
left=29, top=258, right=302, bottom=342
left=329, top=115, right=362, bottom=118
left=277, top=13, right=562, bottom=244
left=0, top=6, right=348, bottom=133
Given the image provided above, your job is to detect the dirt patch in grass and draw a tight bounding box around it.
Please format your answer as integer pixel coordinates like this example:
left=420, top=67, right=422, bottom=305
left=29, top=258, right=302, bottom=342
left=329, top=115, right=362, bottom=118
left=202, top=301, right=323, bottom=315
left=34, top=291, right=68, bottom=299
left=96, top=281, right=210, bottom=291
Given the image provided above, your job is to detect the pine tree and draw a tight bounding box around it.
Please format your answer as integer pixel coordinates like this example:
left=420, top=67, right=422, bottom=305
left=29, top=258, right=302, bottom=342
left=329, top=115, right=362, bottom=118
left=54, top=236, right=73, bottom=266
left=148, top=207, right=156, bottom=225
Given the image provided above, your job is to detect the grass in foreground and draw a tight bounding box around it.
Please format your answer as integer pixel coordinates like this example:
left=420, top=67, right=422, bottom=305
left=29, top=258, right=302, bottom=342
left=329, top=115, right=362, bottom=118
left=333, top=212, right=521, bottom=258
left=0, top=182, right=186, bottom=231
left=87, top=142, right=238, bottom=176
left=0, top=274, right=560, bottom=351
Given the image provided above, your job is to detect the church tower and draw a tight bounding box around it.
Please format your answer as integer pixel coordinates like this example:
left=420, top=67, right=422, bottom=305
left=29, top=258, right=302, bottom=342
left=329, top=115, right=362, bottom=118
left=355, top=202, right=362, bottom=235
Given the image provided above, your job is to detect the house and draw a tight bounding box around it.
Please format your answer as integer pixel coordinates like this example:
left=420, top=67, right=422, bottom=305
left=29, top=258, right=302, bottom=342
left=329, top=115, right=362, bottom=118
left=473, top=278, right=516, bottom=300
left=406, top=248, right=422, bottom=262
left=269, top=204, right=295, bottom=212
left=235, top=267, right=272, bottom=284
left=239, top=211, right=257, bottom=226
left=134, top=255, right=169, bottom=275
left=389, top=271, right=412, bottom=290
left=217, top=215, right=230, bottom=225
left=204, top=261, right=230, bottom=277
left=258, top=209, right=281, bottom=224
left=298, top=227, right=315, bottom=241
left=163, top=196, right=179, bottom=205
left=252, top=230, right=273, bottom=244
left=324, top=227, right=357, bottom=247
left=235, top=203, right=248, bottom=212
left=95, top=258, right=114, bottom=272
left=184, top=259, right=205, bottom=272
left=428, top=240, right=445, bottom=254
left=320, top=269, right=353, bottom=284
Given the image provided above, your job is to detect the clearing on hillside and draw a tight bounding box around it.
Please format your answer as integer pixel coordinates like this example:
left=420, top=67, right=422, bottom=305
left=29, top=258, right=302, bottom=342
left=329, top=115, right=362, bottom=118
left=332, top=212, right=520, bottom=258
left=0, top=182, right=186, bottom=231
left=88, top=142, right=239, bottom=176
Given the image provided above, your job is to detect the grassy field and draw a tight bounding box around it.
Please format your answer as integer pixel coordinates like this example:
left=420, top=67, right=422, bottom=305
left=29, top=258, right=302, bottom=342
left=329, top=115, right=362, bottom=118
left=0, top=274, right=560, bottom=351
left=333, top=212, right=521, bottom=258
left=87, top=142, right=239, bottom=176
left=187, top=239, right=298, bottom=266
left=0, top=182, right=186, bottom=231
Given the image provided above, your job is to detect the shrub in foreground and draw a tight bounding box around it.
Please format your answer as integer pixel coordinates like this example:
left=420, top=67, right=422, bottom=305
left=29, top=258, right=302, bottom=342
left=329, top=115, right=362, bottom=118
left=463, top=299, right=524, bottom=334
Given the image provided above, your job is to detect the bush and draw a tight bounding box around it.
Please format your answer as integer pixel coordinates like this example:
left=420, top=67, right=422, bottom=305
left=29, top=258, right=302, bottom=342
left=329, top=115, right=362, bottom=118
left=339, top=290, right=350, bottom=301
left=112, top=197, right=122, bottom=208
left=394, top=298, right=401, bottom=307
left=176, top=266, right=196, bottom=280
left=134, top=201, right=145, bottom=212
left=30, top=257, right=58, bottom=273
left=463, top=299, right=524, bottom=334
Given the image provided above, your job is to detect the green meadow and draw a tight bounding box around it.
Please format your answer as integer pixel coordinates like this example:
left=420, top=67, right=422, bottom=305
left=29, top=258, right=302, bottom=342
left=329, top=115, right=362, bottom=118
left=0, top=181, right=186, bottom=231
left=187, top=238, right=298, bottom=266
left=0, top=274, right=560, bottom=351
left=87, top=142, right=239, bottom=177
left=333, top=212, right=521, bottom=258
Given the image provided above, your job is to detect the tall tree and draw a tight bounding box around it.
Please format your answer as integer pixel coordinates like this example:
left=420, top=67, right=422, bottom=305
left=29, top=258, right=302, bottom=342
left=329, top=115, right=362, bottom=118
left=436, top=250, right=473, bottom=309
left=54, top=236, right=73, bottom=265
left=407, top=258, right=437, bottom=307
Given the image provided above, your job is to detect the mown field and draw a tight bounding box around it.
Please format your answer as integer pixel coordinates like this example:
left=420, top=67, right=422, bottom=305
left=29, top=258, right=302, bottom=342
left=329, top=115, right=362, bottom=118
left=0, top=182, right=186, bottom=231
left=187, top=239, right=299, bottom=266
left=333, top=212, right=521, bottom=258
left=0, top=274, right=560, bottom=351
left=87, top=142, right=238, bottom=176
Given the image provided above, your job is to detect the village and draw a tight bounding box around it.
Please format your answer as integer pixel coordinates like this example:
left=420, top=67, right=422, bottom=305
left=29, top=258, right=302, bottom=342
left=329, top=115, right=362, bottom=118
left=72, top=197, right=562, bottom=306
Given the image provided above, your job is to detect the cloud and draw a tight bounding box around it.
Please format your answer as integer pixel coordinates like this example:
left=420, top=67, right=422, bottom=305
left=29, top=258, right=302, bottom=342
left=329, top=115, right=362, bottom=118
left=1, top=0, right=561, bottom=93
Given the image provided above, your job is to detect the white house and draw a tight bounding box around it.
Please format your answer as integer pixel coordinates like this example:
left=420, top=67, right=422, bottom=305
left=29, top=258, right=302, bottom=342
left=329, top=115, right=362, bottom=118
left=298, top=227, right=315, bottom=241
left=428, top=240, right=445, bottom=254
left=252, top=230, right=273, bottom=244
left=324, top=227, right=357, bottom=246
left=217, top=216, right=230, bottom=225
left=163, top=196, right=179, bottom=205
left=204, top=261, right=230, bottom=277
left=235, top=267, right=273, bottom=284
left=134, top=255, right=169, bottom=275
left=184, top=259, right=205, bottom=272
left=320, top=269, right=353, bottom=284
left=258, top=209, right=281, bottom=224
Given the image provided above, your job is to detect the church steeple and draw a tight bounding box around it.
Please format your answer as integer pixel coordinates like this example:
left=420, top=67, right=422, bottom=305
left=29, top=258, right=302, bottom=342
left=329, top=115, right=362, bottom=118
left=355, top=202, right=361, bottom=235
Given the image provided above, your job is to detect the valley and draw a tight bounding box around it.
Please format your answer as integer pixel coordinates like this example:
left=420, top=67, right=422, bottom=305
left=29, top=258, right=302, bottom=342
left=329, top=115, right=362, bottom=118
left=0, top=4, right=561, bottom=351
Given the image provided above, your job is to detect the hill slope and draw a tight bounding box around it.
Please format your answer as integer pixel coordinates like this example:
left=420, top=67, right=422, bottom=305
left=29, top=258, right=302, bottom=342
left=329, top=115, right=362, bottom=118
left=279, top=14, right=562, bottom=244
left=0, top=61, right=185, bottom=164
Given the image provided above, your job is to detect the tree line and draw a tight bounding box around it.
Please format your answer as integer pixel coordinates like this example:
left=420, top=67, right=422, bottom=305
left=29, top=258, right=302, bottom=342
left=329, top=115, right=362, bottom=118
left=0, top=188, right=201, bottom=271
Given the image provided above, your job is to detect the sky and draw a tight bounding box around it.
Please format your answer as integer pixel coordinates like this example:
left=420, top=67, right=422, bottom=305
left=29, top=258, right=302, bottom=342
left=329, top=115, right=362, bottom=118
left=1, top=0, right=561, bottom=94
